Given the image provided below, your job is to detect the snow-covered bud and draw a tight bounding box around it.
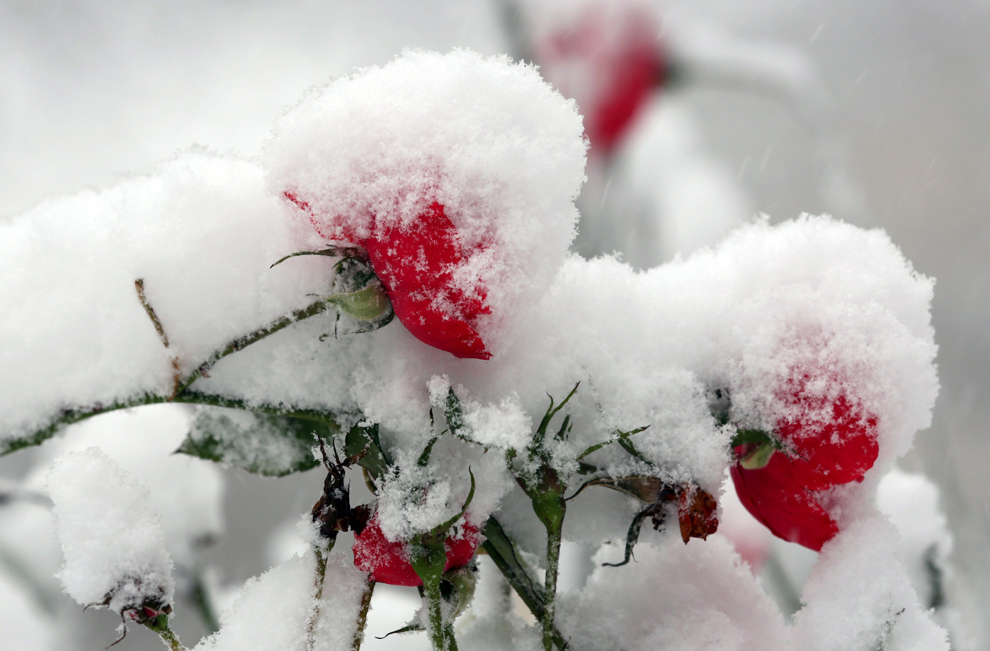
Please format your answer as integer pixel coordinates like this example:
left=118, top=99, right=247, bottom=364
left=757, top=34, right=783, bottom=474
left=47, top=448, right=175, bottom=616
left=265, top=49, right=586, bottom=359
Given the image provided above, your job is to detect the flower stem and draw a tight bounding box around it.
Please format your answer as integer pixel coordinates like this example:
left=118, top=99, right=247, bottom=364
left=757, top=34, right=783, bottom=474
left=157, top=627, right=187, bottom=651
left=350, top=579, right=376, bottom=651
left=421, top=578, right=457, bottom=651
left=187, top=567, right=220, bottom=634
left=306, top=548, right=330, bottom=651
left=177, top=296, right=335, bottom=395
left=542, top=520, right=563, bottom=651
left=145, top=616, right=187, bottom=651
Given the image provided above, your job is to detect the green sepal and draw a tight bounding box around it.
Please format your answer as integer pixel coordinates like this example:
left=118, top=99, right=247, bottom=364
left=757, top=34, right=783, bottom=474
left=576, top=425, right=649, bottom=461
left=567, top=475, right=671, bottom=504
left=739, top=443, right=775, bottom=470
left=344, top=424, right=390, bottom=480
left=269, top=247, right=369, bottom=269
left=601, top=508, right=651, bottom=568
left=325, top=283, right=391, bottom=321
left=729, top=428, right=776, bottom=449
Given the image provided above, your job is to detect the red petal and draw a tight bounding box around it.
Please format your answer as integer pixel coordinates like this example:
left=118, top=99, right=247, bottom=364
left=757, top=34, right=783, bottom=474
left=352, top=517, right=421, bottom=586
left=730, top=454, right=839, bottom=552
left=589, top=43, right=662, bottom=155
left=364, top=202, right=490, bottom=359
left=777, top=396, right=879, bottom=491
left=352, top=518, right=481, bottom=587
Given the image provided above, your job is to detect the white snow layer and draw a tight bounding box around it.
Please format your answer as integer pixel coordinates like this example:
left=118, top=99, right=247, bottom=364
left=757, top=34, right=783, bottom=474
left=560, top=535, right=791, bottom=651
left=195, top=548, right=369, bottom=651
left=47, top=448, right=175, bottom=613
left=795, top=513, right=949, bottom=651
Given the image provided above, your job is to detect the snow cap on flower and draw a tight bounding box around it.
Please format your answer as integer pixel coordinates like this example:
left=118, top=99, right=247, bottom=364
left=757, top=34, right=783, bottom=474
left=264, top=49, right=587, bottom=358
left=729, top=335, right=882, bottom=550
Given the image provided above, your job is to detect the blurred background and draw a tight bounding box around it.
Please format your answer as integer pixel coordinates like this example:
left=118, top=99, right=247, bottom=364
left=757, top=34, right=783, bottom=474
left=1, top=0, right=988, bottom=648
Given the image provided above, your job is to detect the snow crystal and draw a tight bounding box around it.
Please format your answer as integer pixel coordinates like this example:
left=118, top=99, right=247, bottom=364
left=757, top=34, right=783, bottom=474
left=374, top=433, right=511, bottom=542
left=47, top=448, right=175, bottom=614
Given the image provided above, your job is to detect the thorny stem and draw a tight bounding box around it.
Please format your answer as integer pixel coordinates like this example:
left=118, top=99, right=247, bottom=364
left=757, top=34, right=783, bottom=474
left=542, top=521, right=563, bottom=651
left=422, top=578, right=456, bottom=651
left=0, top=389, right=343, bottom=458
left=176, top=296, right=335, bottom=395
left=157, top=627, right=187, bottom=651
left=145, top=616, right=187, bottom=651
left=306, top=548, right=330, bottom=651
left=350, top=579, right=376, bottom=651
left=1, top=290, right=345, bottom=458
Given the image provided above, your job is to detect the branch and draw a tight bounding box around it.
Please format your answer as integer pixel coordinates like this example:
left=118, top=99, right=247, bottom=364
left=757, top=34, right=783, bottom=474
left=480, top=517, right=568, bottom=650
left=0, top=390, right=343, bottom=458
left=176, top=296, right=335, bottom=394
left=135, top=279, right=181, bottom=399
left=1, top=290, right=344, bottom=458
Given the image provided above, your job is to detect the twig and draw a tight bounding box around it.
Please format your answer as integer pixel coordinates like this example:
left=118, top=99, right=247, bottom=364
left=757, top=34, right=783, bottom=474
left=135, top=279, right=181, bottom=399
left=1, top=291, right=345, bottom=459
left=306, top=549, right=330, bottom=651
left=350, top=580, right=376, bottom=651
left=0, top=390, right=344, bottom=458
left=175, top=296, right=335, bottom=395
left=187, top=569, right=220, bottom=634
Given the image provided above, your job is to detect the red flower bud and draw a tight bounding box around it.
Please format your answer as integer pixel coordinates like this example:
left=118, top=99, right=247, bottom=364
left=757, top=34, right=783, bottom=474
left=731, top=371, right=879, bottom=551
left=285, top=193, right=491, bottom=360
left=535, top=2, right=664, bottom=156
left=351, top=516, right=480, bottom=587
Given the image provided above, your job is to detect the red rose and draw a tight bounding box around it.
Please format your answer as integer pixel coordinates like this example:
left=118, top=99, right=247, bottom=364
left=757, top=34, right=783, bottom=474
left=534, top=2, right=664, bottom=156
left=352, top=516, right=480, bottom=587
left=285, top=193, right=491, bottom=360
left=730, top=373, right=879, bottom=551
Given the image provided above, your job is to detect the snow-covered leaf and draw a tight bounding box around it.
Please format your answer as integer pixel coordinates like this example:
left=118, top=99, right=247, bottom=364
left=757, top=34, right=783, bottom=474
left=177, top=407, right=333, bottom=476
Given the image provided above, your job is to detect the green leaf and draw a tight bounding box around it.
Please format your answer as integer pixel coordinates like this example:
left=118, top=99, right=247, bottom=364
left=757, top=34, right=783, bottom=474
left=176, top=407, right=332, bottom=476
left=444, top=387, right=466, bottom=439
left=344, top=424, right=390, bottom=479
left=480, top=517, right=546, bottom=616
left=739, top=442, right=775, bottom=469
